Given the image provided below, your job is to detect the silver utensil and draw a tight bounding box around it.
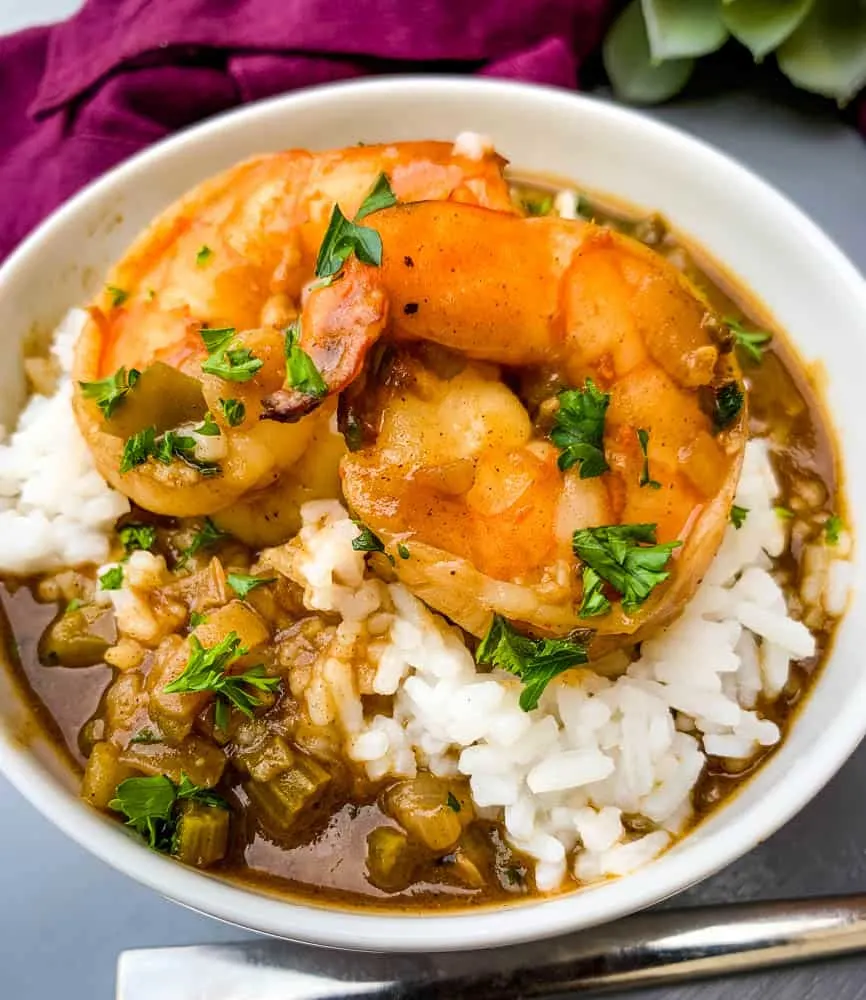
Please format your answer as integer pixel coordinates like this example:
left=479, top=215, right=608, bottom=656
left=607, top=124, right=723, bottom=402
left=116, top=893, right=866, bottom=998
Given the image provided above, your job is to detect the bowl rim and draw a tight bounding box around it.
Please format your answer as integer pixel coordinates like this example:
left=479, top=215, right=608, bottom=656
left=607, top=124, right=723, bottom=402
left=1, top=74, right=865, bottom=952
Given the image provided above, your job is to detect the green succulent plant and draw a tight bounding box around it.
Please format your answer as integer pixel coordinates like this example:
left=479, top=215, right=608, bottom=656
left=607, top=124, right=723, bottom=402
left=603, top=0, right=866, bottom=106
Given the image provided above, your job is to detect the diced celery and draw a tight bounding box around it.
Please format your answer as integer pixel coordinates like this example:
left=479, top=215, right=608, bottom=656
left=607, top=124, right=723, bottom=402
left=366, top=826, right=416, bottom=892
left=245, top=754, right=331, bottom=836
left=173, top=800, right=229, bottom=867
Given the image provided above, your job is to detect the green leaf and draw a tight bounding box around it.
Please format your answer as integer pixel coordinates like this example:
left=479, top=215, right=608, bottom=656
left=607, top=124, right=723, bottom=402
left=218, top=398, right=246, bottom=427
left=163, top=631, right=280, bottom=720
left=200, top=327, right=236, bottom=354
left=519, top=193, right=554, bottom=217
left=550, top=380, right=610, bottom=477
left=721, top=0, right=814, bottom=61
left=156, top=430, right=221, bottom=477
left=351, top=521, right=387, bottom=555
left=189, top=610, right=208, bottom=628
left=65, top=598, right=83, bottom=613
left=202, top=346, right=263, bottom=382
left=476, top=615, right=588, bottom=712
left=227, top=573, right=277, bottom=599
left=637, top=428, right=662, bottom=490
left=825, top=513, right=843, bottom=544
left=195, top=413, right=220, bottom=437
left=177, top=517, right=229, bottom=567
left=119, top=426, right=157, bottom=473
left=397, top=543, right=410, bottom=560
left=284, top=319, right=328, bottom=398
left=712, top=381, right=744, bottom=432
left=777, top=0, right=866, bottom=103
left=603, top=0, right=696, bottom=105
left=99, top=565, right=124, bottom=591
left=354, top=173, right=397, bottom=221
left=579, top=566, right=612, bottom=617
left=315, top=205, right=383, bottom=279
left=196, top=245, right=213, bottom=266
left=118, top=522, right=157, bottom=553
left=79, top=366, right=141, bottom=419
left=730, top=504, right=749, bottom=529
left=106, top=285, right=129, bottom=308
left=109, top=775, right=176, bottom=849
left=728, top=317, right=772, bottom=365
left=774, top=505, right=794, bottom=520
left=446, top=791, right=461, bottom=813
left=128, top=727, right=161, bottom=745
left=642, top=0, right=729, bottom=60
left=572, top=523, right=681, bottom=611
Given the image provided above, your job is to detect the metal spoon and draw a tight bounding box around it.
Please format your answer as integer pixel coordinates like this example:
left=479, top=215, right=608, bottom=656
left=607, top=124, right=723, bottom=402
left=117, top=893, right=866, bottom=998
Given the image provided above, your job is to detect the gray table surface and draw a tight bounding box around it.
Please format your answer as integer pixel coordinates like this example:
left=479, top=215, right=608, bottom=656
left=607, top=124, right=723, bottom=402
left=2, top=3, right=866, bottom=998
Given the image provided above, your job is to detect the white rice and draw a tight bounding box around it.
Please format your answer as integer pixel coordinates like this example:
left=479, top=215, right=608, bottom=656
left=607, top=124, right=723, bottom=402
left=452, top=131, right=494, bottom=161
left=272, top=438, right=836, bottom=890
left=0, top=309, right=128, bottom=574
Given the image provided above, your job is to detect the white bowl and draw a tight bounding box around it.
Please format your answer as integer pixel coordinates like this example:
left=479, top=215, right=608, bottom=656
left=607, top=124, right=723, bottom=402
left=1, top=77, right=865, bottom=953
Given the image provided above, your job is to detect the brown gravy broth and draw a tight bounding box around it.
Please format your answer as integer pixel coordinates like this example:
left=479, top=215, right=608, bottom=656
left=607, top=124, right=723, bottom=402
left=0, top=176, right=844, bottom=911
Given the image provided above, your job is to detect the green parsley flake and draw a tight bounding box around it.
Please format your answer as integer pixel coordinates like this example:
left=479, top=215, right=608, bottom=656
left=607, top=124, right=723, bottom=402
left=712, top=381, right=744, bottom=433
left=549, top=380, right=610, bottom=477
left=227, top=573, right=277, bottom=599
left=120, top=426, right=219, bottom=477
left=476, top=614, right=588, bottom=712
left=284, top=319, right=327, bottom=398
left=354, top=172, right=397, bottom=221
left=106, top=285, right=129, bottom=308
left=65, top=598, right=84, bottom=613
left=200, top=327, right=262, bottom=382
left=397, top=543, right=410, bottom=560
left=825, top=514, right=843, bottom=545
left=446, top=791, right=461, bottom=813
left=351, top=522, right=386, bottom=554
left=189, top=611, right=208, bottom=628
left=196, top=245, right=213, bottom=266
left=118, top=523, right=157, bottom=553
left=315, top=206, right=383, bottom=280
left=578, top=566, right=611, bottom=618
left=774, top=506, right=794, bottom=520
left=636, top=428, right=661, bottom=490
left=572, top=524, right=681, bottom=611
left=727, top=317, right=772, bottom=365
left=99, top=565, right=123, bottom=591
left=177, top=517, right=229, bottom=567
left=730, top=505, right=749, bottom=530
left=163, top=632, right=281, bottom=726
left=218, top=398, right=245, bottom=427
left=79, top=366, right=141, bottom=419
left=521, top=194, right=553, bottom=216
left=109, top=773, right=227, bottom=853
left=128, top=728, right=161, bottom=745
left=195, top=412, right=220, bottom=437
left=119, top=426, right=157, bottom=473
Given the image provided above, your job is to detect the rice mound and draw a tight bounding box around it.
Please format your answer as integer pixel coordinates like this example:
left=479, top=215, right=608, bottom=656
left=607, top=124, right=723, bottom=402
left=0, top=310, right=129, bottom=574
left=270, top=440, right=819, bottom=890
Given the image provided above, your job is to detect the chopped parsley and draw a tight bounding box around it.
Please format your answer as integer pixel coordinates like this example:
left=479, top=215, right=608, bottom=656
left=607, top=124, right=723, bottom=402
left=446, top=791, right=461, bottom=813
left=226, top=573, right=277, bottom=599
left=549, top=380, right=610, bottom=477
left=352, top=522, right=386, bottom=554
left=109, top=773, right=227, bottom=853
left=521, top=194, right=553, bottom=216
left=727, top=317, right=772, bottom=365
left=196, top=245, right=213, bottom=266
left=572, top=524, right=681, bottom=611
left=65, top=598, right=83, bottom=613
left=578, top=566, right=611, bottom=618
left=105, top=285, right=129, bottom=308
left=99, top=565, right=123, bottom=591
left=79, top=366, right=141, bottom=419
left=354, top=172, right=397, bottom=221
left=397, top=543, right=410, bottom=560
left=163, top=631, right=281, bottom=731
left=284, top=319, right=327, bottom=398
left=730, top=505, right=749, bottom=530
left=119, top=426, right=219, bottom=477
left=200, top=327, right=263, bottom=382
left=118, top=522, right=157, bottom=553
left=128, top=728, right=161, bottom=745
left=825, top=514, right=843, bottom=545
left=476, top=615, right=588, bottom=712
left=774, top=505, right=794, bottom=520
left=218, top=398, right=245, bottom=427
left=189, top=611, right=208, bottom=628
left=712, top=381, right=744, bottom=433
left=177, top=517, right=229, bottom=567
left=195, top=412, right=220, bottom=437
left=636, top=428, right=661, bottom=489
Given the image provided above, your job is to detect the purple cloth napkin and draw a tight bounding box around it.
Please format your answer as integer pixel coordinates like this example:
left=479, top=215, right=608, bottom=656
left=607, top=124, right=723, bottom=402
left=0, top=0, right=611, bottom=263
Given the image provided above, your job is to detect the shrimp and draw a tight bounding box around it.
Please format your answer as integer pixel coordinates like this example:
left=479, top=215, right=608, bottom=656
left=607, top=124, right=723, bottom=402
left=322, top=204, right=746, bottom=647
left=73, top=144, right=514, bottom=522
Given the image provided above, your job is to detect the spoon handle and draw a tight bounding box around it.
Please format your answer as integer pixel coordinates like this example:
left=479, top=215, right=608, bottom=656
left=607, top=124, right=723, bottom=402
left=117, top=895, right=866, bottom=999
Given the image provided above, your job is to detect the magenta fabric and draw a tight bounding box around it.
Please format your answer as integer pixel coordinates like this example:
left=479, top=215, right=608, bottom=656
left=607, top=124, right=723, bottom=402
left=0, top=0, right=611, bottom=263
